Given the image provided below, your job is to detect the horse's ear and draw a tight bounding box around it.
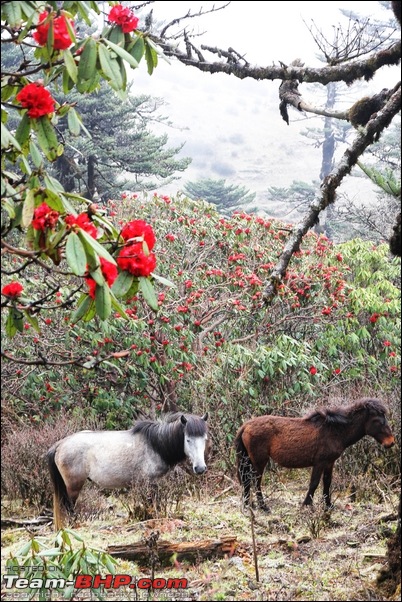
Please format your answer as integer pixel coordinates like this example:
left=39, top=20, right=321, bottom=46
left=202, top=412, right=208, bottom=421
left=180, top=415, right=187, bottom=425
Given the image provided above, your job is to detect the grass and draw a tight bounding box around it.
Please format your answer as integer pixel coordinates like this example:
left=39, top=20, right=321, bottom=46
left=1, top=469, right=399, bottom=601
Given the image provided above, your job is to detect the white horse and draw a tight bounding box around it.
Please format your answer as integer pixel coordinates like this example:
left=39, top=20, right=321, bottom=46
left=47, top=412, right=208, bottom=529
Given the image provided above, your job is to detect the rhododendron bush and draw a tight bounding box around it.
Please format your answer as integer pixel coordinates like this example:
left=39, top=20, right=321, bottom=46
left=3, top=194, right=400, bottom=459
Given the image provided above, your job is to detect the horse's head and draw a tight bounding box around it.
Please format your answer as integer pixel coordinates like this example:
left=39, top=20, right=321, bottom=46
left=181, top=413, right=208, bottom=474
left=365, top=402, right=395, bottom=448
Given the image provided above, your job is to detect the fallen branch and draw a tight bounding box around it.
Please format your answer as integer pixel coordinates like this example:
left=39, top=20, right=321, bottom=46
left=108, top=536, right=237, bottom=564
left=1, top=516, right=52, bottom=528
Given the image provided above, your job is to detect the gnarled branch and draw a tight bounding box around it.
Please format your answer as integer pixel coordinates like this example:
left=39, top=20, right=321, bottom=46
left=263, top=85, right=402, bottom=304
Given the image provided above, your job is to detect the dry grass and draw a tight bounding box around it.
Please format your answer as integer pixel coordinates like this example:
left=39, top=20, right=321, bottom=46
left=1, top=469, right=400, bottom=601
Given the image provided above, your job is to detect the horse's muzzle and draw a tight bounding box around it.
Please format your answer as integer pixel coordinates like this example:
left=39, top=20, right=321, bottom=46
left=193, top=465, right=207, bottom=475
left=382, top=435, right=395, bottom=448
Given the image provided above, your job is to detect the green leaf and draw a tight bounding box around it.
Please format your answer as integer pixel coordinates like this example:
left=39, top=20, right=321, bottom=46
left=107, top=25, right=125, bottom=46
left=66, top=232, right=87, bottom=276
left=23, top=311, right=40, bottom=333
left=2, top=197, right=16, bottom=219
left=139, top=277, right=158, bottom=311
left=6, top=308, right=18, bottom=338
left=29, top=140, right=43, bottom=168
left=98, top=43, right=123, bottom=90
left=1, top=122, right=21, bottom=150
left=88, top=266, right=105, bottom=286
left=151, top=272, right=176, bottom=288
left=144, top=40, right=158, bottom=75
left=2, top=1, right=22, bottom=27
left=128, top=36, right=145, bottom=64
left=111, top=270, right=134, bottom=297
left=64, top=17, right=76, bottom=47
left=62, top=68, right=75, bottom=94
left=16, top=5, right=37, bottom=42
left=21, top=189, right=36, bottom=228
left=102, top=38, right=139, bottom=69
left=77, top=229, right=117, bottom=265
left=70, top=294, right=93, bottom=324
left=14, top=113, right=31, bottom=147
left=77, top=38, right=98, bottom=93
left=34, top=116, right=59, bottom=162
left=37, top=548, right=62, bottom=557
left=110, top=291, right=129, bottom=319
left=67, top=107, right=81, bottom=136
left=42, top=174, right=64, bottom=194
left=63, top=48, right=78, bottom=83
left=95, top=284, right=111, bottom=320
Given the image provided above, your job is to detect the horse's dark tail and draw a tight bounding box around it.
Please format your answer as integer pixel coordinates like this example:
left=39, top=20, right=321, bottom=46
left=234, top=427, right=254, bottom=505
left=47, top=446, right=73, bottom=531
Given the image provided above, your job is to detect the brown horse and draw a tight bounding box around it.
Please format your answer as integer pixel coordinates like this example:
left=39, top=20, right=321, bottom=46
left=234, top=398, right=395, bottom=510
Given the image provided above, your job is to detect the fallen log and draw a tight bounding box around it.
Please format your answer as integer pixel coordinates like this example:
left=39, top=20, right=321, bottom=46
left=108, top=536, right=238, bottom=564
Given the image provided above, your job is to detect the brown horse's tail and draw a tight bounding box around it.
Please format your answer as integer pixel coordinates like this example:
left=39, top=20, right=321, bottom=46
left=234, top=426, right=254, bottom=489
left=47, top=447, right=73, bottom=531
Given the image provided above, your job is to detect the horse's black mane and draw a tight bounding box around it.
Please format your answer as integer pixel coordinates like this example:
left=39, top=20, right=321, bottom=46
left=130, top=413, right=207, bottom=466
left=305, top=398, right=387, bottom=427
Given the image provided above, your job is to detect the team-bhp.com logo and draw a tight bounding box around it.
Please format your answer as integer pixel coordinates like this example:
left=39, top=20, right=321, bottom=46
left=3, top=574, right=188, bottom=591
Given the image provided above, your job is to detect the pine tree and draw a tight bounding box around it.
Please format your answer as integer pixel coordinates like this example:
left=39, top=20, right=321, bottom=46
left=54, top=82, right=191, bottom=200
left=183, top=178, right=256, bottom=215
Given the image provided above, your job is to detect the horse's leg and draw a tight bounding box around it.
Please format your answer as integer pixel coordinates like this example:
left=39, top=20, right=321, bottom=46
left=255, top=470, right=270, bottom=512
left=237, top=453, right=253, bottom=508
left=322, top=462, right=335, bottom=508
left=303, top=465, right=324, bottom=506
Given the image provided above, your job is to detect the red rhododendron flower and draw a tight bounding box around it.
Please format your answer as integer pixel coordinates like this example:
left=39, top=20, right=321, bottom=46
left=32, top=202, right=60, bottom=231
left=369, top=313, right=380, bottom=323
left=108, top=5, right=139, bottom=33
left=16, top=83, right=55, bottom=118
left=120, top=219, right=156, bottom=250
left=33, top=11, right=75, bottom=50
left=85, top=258, right=118, bottom=298
left=117, top=243, right=156, bottom=277
left=65, top=213, right=98, bottom=238
left=2, top=282, right=24, bottom=297
left=309, top=366, right=317, bottom=375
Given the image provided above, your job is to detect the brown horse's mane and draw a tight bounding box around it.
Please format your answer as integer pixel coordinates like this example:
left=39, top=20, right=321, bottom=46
left=304, top=397, right=388, bottom=427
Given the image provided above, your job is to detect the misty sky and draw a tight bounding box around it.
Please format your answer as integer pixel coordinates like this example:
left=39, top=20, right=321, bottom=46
left=125, top=1, right=399, bottom=205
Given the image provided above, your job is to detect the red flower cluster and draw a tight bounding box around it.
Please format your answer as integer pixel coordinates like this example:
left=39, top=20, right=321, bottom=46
left=2, top=282, right=24, bottom=297
left=108, top=5, right=139, bottom=33
left=309, top=366, right=317, bottom=375
left=117, top=244, right=156, bottom=277
left=86, top=258, right=118, bottom=298
left=121, top=220, right=156, bottom=250
left=33, top=11, right=75, bottom=50
left=65, top=213, right=98, bottom=238
left=369, top=313, right=381, bottom=323
left=16, top=83, right=55, bottom=119
left=32, top=202, right=60, bottom=231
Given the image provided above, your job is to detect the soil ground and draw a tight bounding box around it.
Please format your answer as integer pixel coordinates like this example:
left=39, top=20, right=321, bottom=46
left=1, top=469, right=400, bottom=601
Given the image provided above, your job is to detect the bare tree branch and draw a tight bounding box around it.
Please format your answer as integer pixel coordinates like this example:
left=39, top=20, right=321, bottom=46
left=262, top=85, right=401, bottom=304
